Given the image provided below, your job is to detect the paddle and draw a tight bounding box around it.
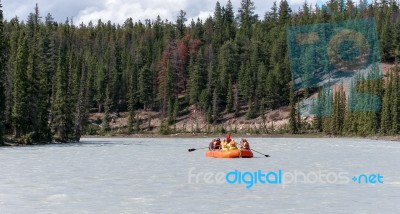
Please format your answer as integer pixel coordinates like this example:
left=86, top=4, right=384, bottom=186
left=251, top=148, right=270, bottom=157
left=188, top=147, right=209, bottom=152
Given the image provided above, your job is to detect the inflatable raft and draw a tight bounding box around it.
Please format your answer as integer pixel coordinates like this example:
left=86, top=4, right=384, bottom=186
left=206, top=149, right=253, bottom=158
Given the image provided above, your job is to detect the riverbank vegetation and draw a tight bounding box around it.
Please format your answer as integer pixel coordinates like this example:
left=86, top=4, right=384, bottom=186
left=1, top=0, right=400, bottom=145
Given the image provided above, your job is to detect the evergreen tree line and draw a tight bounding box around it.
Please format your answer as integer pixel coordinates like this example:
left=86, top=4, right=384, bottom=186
left=1, top=0, right=400, bottom=144
left=305, top=66, right=399, bottom=136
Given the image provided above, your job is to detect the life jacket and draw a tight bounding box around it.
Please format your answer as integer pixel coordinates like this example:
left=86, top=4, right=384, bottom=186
left=229, top=140, right=237, bottom=150
left=221, top=140, right=229, bottom=151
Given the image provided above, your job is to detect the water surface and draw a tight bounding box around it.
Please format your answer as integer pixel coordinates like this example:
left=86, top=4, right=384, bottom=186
left=0, top=138, right=399, bottom=213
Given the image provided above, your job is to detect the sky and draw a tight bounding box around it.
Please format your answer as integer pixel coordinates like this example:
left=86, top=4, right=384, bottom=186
left=1, top=0, right=320, bottom=24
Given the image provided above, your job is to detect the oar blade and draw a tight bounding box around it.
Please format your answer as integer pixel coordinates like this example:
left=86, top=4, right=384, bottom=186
left=188, top=148, right=196, bottom=152
left=251, top=149, right=270, bottom=158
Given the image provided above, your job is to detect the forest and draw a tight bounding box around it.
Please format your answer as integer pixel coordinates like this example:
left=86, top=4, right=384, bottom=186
left=0, top=0, right=400, bottom=145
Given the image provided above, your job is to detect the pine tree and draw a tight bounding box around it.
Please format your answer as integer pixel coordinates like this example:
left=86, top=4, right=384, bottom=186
left=218, top=41, right=235, bottom=98
left=113, top=43, right=124, bottom=111
left=158, top=58, right=175, bottom=117
left=173, top=96, right=179, bottom=124
left=127, top=104, right=134, bottom=134
left=256, top=62, right=267, bottom=113
left=313, top=87, right=324, bottom=132
left=265, top=70, right=277, bottom=109
left=176, top=10, right=187, bottom=39
left=52, top=47, right=70, bottom=141
left=345, top=79, right=359, bottom=135
left=238, top=0, right=256, bottom=38
left=234, top=84, right=240, bottom=116
left=278, top=0, right=292, bottom=26
left=338, top=84, right=346, bottom=135
left=212, top=88, right=220, bottom=124
left=101, top=86, right=111, bottom=134
left=213, top=2, right=224, bottom=47
left=331, top=90, right=340, bottom=135
left=167, top=97, right=175, bottom=125
left=380, top=9, right=392, bottom=61
left=188, top=50, right=204, bottom=105
left=139, top=65, right=153, bottom=110
left=24, top=5, right=42, bottom=136
left=127, top=73, right=135, bottom=134
left=223, top=0, right=236, bottom=41
left=12, top=31, right=30, bottom=138
left=0, top=1, right=6, bottom=144
left=71, top=55, right=87, bottom=141
left=226, top=76, right=234, bottom=113
left=391, top=67, right=399, bottom=134
left=239, top=62, right=252, bottom=102
left=289, top=85, right=297, bottom=134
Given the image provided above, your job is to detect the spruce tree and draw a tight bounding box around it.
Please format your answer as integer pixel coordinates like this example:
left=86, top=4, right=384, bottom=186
left=212, top=88, right=220, bottom=124
left=176, top=10, right=187, bottom=38
left=139, top=65, right=153, bottom=110
left=127, top=74, right=135, bottom=134
left=12, top=31, right=30, bottom=138
left=213, top=2, right=223, bottom=47
left=226, top=76, right=234, bottom=113
left=0, top=1, right=6, bottom=144
left=167, top=97, right=175, bottom=125
left=52, top=45, right=72, bottom=142
left=289, top=85, right=297, bottom=134
left=173, top=96, right=179, bottom=124
left=238, top=0, right=256, bottom=38
left=331, top=90, right=339, bottom=135
left=256, top=62, right=267, bottom=113
left=101, top=86, right=111, bottom=134
left=313, top=87, right=324, bottom=132
left=391, top=67, right=399, bottom=134
left=188, top=50, right=204, bottom=105
left=223, top=0, right=236, bottom=41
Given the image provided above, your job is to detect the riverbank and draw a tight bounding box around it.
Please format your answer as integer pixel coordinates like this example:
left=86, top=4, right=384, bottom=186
left=1, top=137, right=80, bottom=147
left=2, top=133, right=399, bottom=147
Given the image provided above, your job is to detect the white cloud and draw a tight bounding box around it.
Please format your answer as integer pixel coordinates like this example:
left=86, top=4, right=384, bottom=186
left=76, top=0, right=217, bottom=24
left=2, top=0, right=330, bottom=24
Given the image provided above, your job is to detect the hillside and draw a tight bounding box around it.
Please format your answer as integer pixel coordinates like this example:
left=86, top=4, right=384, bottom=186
left=2, top=1, right=400, bottom=144
left=87, top=105, right=292, bottom=135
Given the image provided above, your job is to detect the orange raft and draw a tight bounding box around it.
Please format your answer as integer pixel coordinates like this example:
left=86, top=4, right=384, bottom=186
left=206, top=149, right=253, bottom=158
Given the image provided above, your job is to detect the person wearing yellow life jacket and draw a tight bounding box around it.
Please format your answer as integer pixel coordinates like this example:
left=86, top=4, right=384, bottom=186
left=221, top=139, right=229, bottom=151
left=225, top=133, right=238, bottom=150
left=229, top=140, right=238, bottom=150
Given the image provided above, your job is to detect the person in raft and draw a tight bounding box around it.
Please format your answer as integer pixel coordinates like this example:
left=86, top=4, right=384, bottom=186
left=209, top=139, right=216, bottom=150
left=224, top=134, right=238, bottom=151
left=240, top=138, right=251, bottom=150
left=213, top=138, right=221, bottom=150
left=221, top=139, right=228, bottom=151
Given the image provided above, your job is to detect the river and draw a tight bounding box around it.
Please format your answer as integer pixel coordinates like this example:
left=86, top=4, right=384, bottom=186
left=0, top=138, right=399, bottom=213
